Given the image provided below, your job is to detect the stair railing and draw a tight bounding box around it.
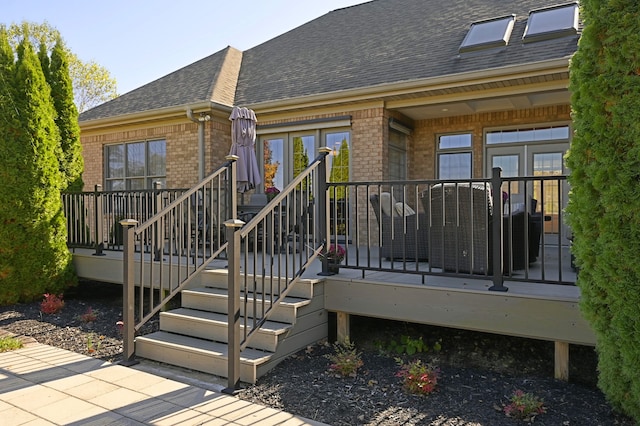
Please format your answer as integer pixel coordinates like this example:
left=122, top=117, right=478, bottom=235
left=224, top=147, right=331, bottom=392
left=120, top=156, right=237, bottom=365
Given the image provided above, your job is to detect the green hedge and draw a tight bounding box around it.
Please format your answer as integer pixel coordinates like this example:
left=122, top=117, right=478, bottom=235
left=0, top=30, right=76, bottom=304
left=566, top=1, right=640, bottom=421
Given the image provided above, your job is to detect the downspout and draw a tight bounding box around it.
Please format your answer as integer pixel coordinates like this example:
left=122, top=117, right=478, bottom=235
left=186, top=108, right=210, bottom=181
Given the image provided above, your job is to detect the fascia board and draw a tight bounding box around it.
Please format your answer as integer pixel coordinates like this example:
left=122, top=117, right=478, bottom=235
left=79, top=101, right=233, bottom=131
left=248, top=58, right=572, bottom=114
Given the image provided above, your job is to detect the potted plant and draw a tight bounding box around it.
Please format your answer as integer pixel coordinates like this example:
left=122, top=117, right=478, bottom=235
left=320, top=243, right=346, bottom=273
left=265, top=186, right=280, bottom=202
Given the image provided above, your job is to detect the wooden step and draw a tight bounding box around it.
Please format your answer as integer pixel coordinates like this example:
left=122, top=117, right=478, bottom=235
left=135, top=331, right=270, bottom=384
left=159, top=308, right=292, bottom=352
left=181, top=287, right=310, bottom=323
left=199, top=269, right=321, bottom=299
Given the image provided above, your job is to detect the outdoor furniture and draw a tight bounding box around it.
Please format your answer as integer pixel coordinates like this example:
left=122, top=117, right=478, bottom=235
left=504, top=194, right=542, bottom=265
left=426, top=183, right=493, bottom=274
left=504, top=211, right=540, bottom=270
left=370, top=193, right=429, bottom=261
left=425, top=184, right=540, bottom=274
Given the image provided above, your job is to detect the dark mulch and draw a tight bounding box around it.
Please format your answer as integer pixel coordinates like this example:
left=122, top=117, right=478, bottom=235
left=238, top=316, right=636, bottom=425
left=0, top=280, right=636, bottom=425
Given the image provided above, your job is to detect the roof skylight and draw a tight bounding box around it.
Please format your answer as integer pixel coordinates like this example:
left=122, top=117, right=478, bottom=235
left=523, top=2, right=579, bottom=42
left=459, top=15, right=516, bottom=53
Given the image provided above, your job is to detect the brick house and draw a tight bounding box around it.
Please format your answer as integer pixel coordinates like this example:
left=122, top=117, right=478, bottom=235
left=76, top=1, right=587, bottom=381
left=79, top=0, right=578, bottom=204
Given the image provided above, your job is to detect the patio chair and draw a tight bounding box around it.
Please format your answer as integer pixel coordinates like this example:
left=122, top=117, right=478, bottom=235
left=369, top=193, right=429, bottom=261
left=504, top=194, right=541, bottom=266
left=425, top=183, right=493, bottom=274
left=504, top=211, right=539, bottom=270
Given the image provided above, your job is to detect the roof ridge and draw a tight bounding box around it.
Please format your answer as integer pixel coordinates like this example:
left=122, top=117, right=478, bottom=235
left=210, top=46, right=242, bottom=106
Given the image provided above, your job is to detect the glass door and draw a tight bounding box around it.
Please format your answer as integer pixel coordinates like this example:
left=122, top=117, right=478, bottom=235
left=529, top=145, right=570, bottom=243
left=487, top=142, right=569, bottom=243
left=262, top=136, right=285, bottom=192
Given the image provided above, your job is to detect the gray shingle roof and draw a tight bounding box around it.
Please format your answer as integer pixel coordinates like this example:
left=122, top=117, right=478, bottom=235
left=235, top=0, right=578, bottom=105
left=81, top=0, right=578, bottom=122
left=79, top=46, right=240, bottom=122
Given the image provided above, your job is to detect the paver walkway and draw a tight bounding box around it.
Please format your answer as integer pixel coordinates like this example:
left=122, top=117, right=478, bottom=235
left=0, top=337, right=327, bottom=425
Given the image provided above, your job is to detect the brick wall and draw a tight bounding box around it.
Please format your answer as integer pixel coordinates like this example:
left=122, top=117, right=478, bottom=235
left=80, top=118, right=232, bottom=191
left=411, top=105, right=572, bottom=179
left=80, top=104, right=570, bottom=245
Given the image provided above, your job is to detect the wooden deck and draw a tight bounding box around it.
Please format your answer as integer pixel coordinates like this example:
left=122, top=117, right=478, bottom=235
left=70, top=243, right=593, bottom=381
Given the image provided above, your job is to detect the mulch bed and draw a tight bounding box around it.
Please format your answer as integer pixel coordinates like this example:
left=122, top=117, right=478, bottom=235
left=0, top=281, right=635, bottom=425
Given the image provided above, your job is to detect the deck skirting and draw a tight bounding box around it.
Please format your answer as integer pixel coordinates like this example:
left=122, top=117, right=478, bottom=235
left=324, top=277, right=595, bottom=381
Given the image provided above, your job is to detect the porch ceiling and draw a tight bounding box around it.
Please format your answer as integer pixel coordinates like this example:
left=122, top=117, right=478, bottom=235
left=394, top=89, right=570, bottom=120
left=387, top=72, right=571, bottom=120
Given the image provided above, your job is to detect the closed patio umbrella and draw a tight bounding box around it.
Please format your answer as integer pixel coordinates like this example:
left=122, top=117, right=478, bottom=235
left=229, top=106, right=261, bottom=192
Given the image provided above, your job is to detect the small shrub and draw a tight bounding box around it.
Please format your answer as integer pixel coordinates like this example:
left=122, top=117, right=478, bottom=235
left=87, top=334, right=105, bottom=354
left=0, top=336, right=23, bottom=352
left=503, top=389, right=545, bottom=420
left=396, top=359, right=439, bottom=396
left=383, top=335, right=442, bottom=356
left=325, top=338, right=364, bottom=377
left=79, top=307, right=98, bottom=323
left=40, top=293, right=64, bottom=314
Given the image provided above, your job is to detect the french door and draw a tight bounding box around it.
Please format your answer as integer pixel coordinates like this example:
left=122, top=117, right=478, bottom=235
left=487, top=143, right=570, bottom=244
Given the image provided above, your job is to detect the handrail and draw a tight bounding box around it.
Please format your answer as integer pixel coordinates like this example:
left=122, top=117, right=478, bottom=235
left=120, top=158, right=236, bottom=365
left=325, top=170, right=572, bottom=286
left=62, top=185, right=189, bottom=253
left=224, top=147, right=331, bottom=392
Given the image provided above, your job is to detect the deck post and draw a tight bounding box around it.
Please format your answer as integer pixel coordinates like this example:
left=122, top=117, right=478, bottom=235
left=153, top=181, right=163, bottom=261
left=225, top=155, right=238, bottom=220
left=223, top=219, right=245, bottom=394
left=336, top=311, right=350, bottom=343
left=317, top=147, right=332, bottom=275
left=489, top=167, right=507, bottom=292
left=555, top=341, right=569, bottom=381
left=223, top=155, right=241, bottom=395
left=120, top=219, right=139, bottom=366
left=92, top=184, right=105, bottom=256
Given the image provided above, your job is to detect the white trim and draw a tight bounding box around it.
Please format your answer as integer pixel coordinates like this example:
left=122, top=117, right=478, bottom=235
left=257, top=118, right=351, bottom=135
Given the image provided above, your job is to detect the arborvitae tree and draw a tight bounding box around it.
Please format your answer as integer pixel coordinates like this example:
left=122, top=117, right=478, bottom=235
left=8, top=21, right=118, bottom=113
left=37, top=41, right=50, bottom=81
left=46, top=39, right=84, bottom=191
left=0, top=34, right=75, bottom=304
left=566, top=1, right=640, bottom=421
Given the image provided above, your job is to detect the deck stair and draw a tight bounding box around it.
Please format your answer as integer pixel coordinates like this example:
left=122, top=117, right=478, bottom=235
left=135, top=269, right=327, bottom=383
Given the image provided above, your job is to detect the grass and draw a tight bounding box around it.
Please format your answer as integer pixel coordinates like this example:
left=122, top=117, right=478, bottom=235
left=0, top=336, right=23, bottom=352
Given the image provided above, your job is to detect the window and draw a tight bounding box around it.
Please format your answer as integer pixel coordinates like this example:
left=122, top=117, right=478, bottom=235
left=105, top=140, right=166, bottom=190
left=459, top=15, right=515, bottom=53
left=260, top=128, right=351, bottom=192
left=437, top=133, right=472, bottom=179
left=262, top=137, right=285, bottom=191
left=388, top=130, right=407, bottom=181
left=486, top=126, right=570, bottom=145
left=327, top=131, right=350, bottom=187
left=523, top=2, right=579, bottom=42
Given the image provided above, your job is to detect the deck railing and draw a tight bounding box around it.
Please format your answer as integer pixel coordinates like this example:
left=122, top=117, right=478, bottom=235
left=326, top=168, right=573, bottom=287
left=119, top=159, right=235, bottom=365
left=64, top=168, right=573, bottom=288
left=224, top=148, right=331, bottom=392
left=63, top=185, right=188, bottom=254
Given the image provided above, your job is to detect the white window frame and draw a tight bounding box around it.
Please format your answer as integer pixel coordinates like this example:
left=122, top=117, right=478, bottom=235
left=436, top=132, right=473, bottom=179
left=104, top=139, right=166, bottom=190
